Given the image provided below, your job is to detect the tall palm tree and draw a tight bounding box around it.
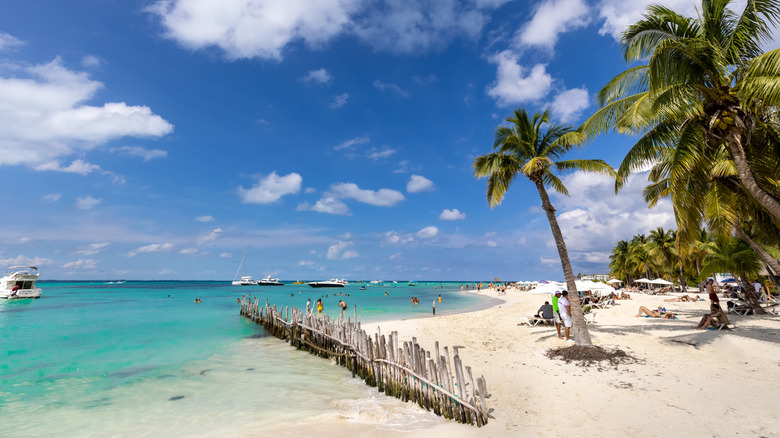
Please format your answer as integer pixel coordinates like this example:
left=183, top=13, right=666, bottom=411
left=582, top=0, right=780, bottom=222
left=474, top=108, right=617, bottom=347
left=648, top=227, right=677, bottom=285
left=609, top=240, right=631, bottom=283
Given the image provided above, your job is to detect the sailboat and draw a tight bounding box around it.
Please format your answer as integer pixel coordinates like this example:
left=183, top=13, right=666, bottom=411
left=232, top=249, right=258, bottom=286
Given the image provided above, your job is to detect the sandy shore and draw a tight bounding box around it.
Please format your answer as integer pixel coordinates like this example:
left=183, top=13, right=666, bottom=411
left=369, top=288, right=780, bottom=437
left=263, top=288, right=780, bottom=438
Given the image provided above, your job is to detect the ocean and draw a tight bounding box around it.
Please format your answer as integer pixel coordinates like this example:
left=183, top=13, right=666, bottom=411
left=0, top=281, right=497, bottom=437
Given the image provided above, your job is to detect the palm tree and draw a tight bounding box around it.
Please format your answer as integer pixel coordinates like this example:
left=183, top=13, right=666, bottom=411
left=582, top=0, right=780, bottom=222
left=648, top=227, right=677, bottom=286
left=701, top=236, right=765, bottom=310
left=473, top=108, right=617, bottom=347
left=609, top=240, right=631, bottom=283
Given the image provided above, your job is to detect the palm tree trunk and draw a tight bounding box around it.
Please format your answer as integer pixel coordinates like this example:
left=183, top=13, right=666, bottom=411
left=725, top=128, right=780, bottom=222
left=733, top=222, right=772, bottom=314
left=534, top=179, right=593, bottom=346
left=765, top=264, right=780, bottom=298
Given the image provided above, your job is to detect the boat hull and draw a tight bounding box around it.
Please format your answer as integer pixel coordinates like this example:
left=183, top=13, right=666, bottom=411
left=257, top=282, right=284, bottom=286
left=308, top=282, right=345, bottom=288
left=0, top=287, right=43, bottom=299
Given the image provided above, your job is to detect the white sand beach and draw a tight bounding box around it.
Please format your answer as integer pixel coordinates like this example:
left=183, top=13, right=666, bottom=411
left=275, top=287, right=780, bottom=438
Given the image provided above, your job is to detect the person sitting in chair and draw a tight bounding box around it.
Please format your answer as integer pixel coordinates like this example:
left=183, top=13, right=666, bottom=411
left=695, top=303, right=730, bottom=329
left=535, top=301, right=554, bottom=322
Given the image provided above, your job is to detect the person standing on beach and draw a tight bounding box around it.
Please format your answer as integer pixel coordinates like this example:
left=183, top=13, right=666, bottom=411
left=706, top=279, right=719, bottom=305
left=558, top=291, right=573, bottom=343
left=552, top=291, right=563, bottom=339
left=306, top=298, right=312, bottom=314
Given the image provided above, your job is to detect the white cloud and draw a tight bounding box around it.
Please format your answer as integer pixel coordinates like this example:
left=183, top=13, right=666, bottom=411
left=373, top=80, right=408, bottom=97
left=76, top=242, right=110, bottom=256
left=342, top=250, right=359, bottom=259
left=238, top=171, right=302, bottom=204
left=540, top=257, right=559, bottom=264
left=128, top=242, right=174, bottom=257
left=0, top=255, right=53, bottom=266
left=196, top=215, right=215, bottom=222
left=551, top=87, right=590, bottom=123
left=597, top=0, right=699, bottom=41
left=516, top=236, right=527, bottom=245
left=385, top=231, right=414, bottom=245
left=220, top=252, right=232, bottom=258
left=81, top=55, right=102, bottom=68
left=439, top=208, right=466, bottom=220
left=297, top=197, right=351, bottom=215
left=62, top=259, right=98, bottom=269
left=35, top=159, right=101, bottom=175
left=150, top=0, right=358, bottom=60
left=330, top=93, right=349, bottom=108
left=329, top=182, right=405, bottom=206
left=327, top=240, right=356, bottom=259
left=0, top=58, right=173, bottom=169
left=179, top=247, right=199, bottom=255
left=42, top=193, right=61, bottom=203
left=486, top=240, right=497, bottom=247
left=76, top=196, right=101, bottom=210
left=406, top=175, right=434, bottom=193
left=0, top=32, right=24, bottom=51
left=302, top=68, right=332, bottom=84
left=366, top=147, right=396, bottom=160
left=388, top=252, right=402, bottom=260
left=112, top=145, right=167, bottom=161
left=516, top=0, right=589, bottom=48
left=334, top=136, right=369, bottom=150
left=487, top=51, right=552, bottom=106
left=550, top=171, right=675, bottom=263
left=197, top=228, right=223, bottom=244
left=352, top=1, right=493, bottom=54
left=416, top=226, right=439, bottom=239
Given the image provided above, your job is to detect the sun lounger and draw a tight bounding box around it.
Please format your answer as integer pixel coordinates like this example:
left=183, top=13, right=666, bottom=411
left=584, top=312, right=597, bottom=324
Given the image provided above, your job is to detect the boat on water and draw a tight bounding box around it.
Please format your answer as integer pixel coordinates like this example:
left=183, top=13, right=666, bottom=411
left=1, top=266, right=43, bottom=299
left=292, top=281, right=306, bottom=285
left=308, top=278, right=347, bottom=288
left=257, top=275, right=284, bottom=286
left=232, top=249, right=258, bottom=286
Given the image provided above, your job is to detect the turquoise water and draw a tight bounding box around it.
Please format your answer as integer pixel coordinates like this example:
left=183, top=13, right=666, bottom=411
left=0, top=281, right=495, bottom=437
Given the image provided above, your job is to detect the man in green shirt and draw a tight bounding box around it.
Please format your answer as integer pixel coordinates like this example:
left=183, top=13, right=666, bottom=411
left=552, top=291, right=563, bottom=339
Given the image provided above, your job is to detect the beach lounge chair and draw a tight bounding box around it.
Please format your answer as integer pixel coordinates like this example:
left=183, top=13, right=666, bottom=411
left=519, top=317, right=541, bottom=327
left=584, top=312, right=597, bottom=324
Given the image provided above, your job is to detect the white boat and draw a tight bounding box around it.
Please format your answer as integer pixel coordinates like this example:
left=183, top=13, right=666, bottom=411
left=1, top=266, right=43, bottom=299
left=308, top=278, right=347, bottom=288
left=257, top=275, right=284, bottom=286
left=232, top=249, right=258, bottom=286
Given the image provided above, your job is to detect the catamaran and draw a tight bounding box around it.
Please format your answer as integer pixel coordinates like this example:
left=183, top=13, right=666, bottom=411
left=232, top=249, right=258, bottom=286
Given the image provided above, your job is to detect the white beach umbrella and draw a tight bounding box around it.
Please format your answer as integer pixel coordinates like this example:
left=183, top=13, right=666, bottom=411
left=650, top=278, right=674, bottom=285
left=528, top=282, right=565, bottom=295
left=635, top=278, right=652, bottom=283
left=575, top=280, right=613, bottom=292
left=607, top=279, right=622, bottom=284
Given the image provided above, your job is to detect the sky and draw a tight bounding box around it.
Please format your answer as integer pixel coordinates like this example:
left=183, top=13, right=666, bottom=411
left=0, top=0, right=770, bottom=281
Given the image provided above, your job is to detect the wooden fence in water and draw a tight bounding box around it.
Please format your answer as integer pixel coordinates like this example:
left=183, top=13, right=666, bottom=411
left=239, top=296, right=489, bottom=427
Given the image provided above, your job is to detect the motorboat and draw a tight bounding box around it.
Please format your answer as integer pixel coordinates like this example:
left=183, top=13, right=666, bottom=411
left=232, top=249, right=258, bottom=285
left=257, top=275, right=284, bottom=286
left=308, top=278, right=347, bottom=288
left=1, top=266, right=43, bottom=299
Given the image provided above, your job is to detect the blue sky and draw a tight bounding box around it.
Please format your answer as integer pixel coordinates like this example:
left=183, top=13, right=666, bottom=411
left=0, top=0, right=766, bottom=281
